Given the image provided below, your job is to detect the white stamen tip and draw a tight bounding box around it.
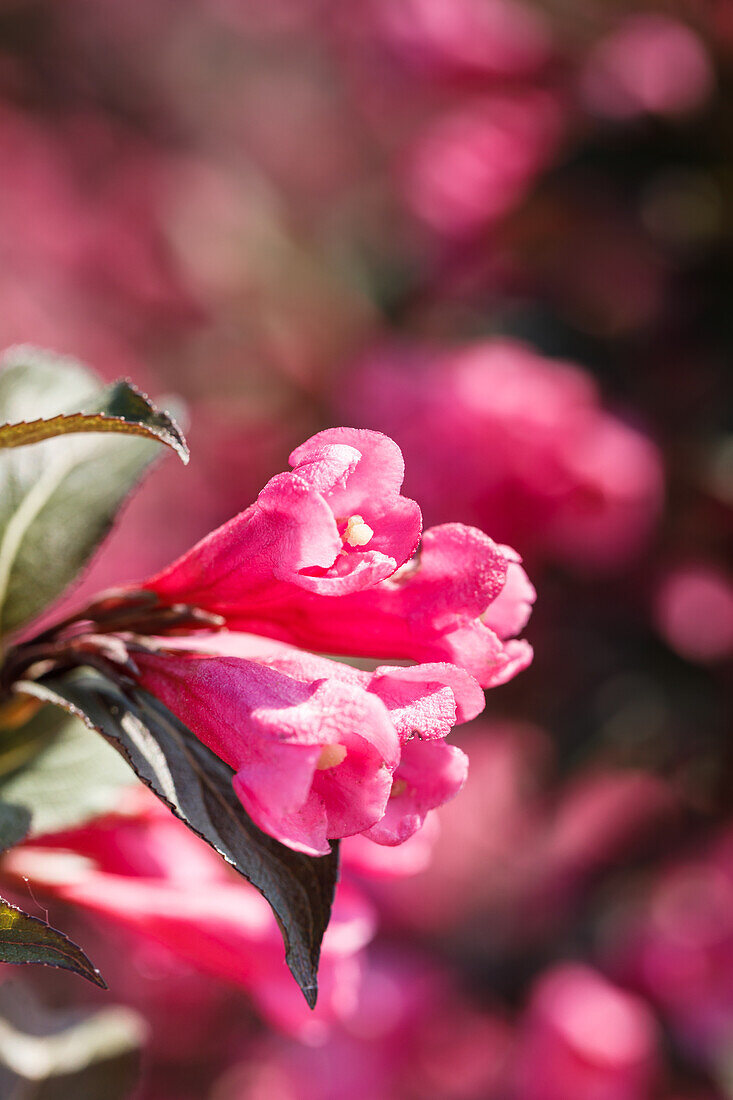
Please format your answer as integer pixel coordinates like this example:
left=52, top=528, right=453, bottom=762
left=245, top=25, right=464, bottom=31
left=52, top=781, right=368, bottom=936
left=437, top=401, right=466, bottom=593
left=316, top=743, right=347, bottom=771
left=344, top=514, right=374, bottom=548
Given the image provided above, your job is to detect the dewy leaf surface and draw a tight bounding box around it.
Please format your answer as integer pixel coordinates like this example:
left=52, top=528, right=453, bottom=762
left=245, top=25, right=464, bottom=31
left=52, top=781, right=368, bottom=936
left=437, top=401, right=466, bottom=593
left=0, top=347, right=186, bottom=635
left=0, top=379, right=188, bottom=462
left=17, top=670, right=340, bottom=1009
left=0, top=895, right=106, bottom=988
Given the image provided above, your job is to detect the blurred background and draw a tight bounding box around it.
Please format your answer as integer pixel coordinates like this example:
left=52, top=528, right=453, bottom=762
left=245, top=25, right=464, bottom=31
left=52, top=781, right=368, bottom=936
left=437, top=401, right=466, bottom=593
left=0, top=0, right=731, bottom=1097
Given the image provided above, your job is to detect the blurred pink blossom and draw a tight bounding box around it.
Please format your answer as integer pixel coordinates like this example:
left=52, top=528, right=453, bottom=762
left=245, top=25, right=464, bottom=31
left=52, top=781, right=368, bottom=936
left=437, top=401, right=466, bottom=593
left=611, top=826, right=733, bottom=1062
left=402, top=91, right=564, bottom=237
left=655, top=564, right=733, bottom=663
left=340, top=339, right=664, bottom=571
left=580, top=16, right=714, bottom=120
left=366, top=0, right=552, bottom=81
left=3, top=789, right=375, bottom=1042
left=220, top=951, right=514, bottom=1099
left=75, top=933, right=246, bottom=1065
left=0, top=107, right=198, bottom=330
left=513, top=964, right=660, bottom=1100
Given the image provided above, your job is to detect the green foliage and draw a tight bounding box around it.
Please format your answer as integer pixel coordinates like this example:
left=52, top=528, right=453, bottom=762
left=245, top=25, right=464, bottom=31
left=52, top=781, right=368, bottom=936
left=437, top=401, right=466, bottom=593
left=0, top=346, right=340, bottom=1007
left=0, top=704, right=135, bottom=840
left=0, top=801, right=31, bottom=853
left=0, top=347, right=187, bottom=636
left=0, top=896, right=106, bottom=987
left=19, top=669, right=340, bottom=1009
left=0, top=379, right=188, bottom=462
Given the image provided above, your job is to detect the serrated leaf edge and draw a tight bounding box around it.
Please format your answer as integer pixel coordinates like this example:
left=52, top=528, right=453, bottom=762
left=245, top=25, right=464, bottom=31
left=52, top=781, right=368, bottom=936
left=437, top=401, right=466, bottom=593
left=0, top=382, right=189, bottom=464
left=0, top=894, right=106, bottom=988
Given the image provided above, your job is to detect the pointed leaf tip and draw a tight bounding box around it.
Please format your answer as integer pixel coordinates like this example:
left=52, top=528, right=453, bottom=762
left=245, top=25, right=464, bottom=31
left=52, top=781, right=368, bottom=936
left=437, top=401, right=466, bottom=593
left=0, top=895, right=106, bottom=987
left=16, top=671, right=339, bottom=1007
left=0, top=378, right=189, bottom=464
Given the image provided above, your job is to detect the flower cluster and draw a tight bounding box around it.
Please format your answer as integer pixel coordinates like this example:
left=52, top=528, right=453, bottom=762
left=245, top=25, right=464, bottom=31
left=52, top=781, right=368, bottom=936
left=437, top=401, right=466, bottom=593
left=53, top=427, right=532, bottom=857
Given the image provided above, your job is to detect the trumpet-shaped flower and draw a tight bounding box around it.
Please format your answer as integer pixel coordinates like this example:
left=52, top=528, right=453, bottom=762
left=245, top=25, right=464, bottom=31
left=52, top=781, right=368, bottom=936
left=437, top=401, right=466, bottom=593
left=144, top=427, right=422, bottom=602
left=126, top=427, right=533, bottom=854
left=220, top=524, right=534, bottom=689
left=133, top=634, right=483, bottom=855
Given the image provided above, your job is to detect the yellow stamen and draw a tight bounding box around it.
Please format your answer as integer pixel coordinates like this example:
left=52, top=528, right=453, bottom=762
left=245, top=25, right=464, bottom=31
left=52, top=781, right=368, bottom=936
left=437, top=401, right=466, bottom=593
left=390, top=778, right=408, bottom=798
left=316, top=743, right=347, bottom=770
left=343, top=514, right=374, bottom=548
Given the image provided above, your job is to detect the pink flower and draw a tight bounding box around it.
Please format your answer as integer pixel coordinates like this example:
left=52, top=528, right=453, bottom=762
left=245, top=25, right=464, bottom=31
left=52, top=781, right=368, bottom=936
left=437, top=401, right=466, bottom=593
left=342, top=813, right=440, bottom=879
left=222, top=524, right=534, bottom=690
left=144, top=427, right=422, bottom=602
left=362, top=735, right=467, bottom=847
left=122, top=427, right=533, bottom=854
left=3, top=789, right=375, bottom=1041
left=514, top=964, right=660, bottom=1100
left=133, top=632, right=483, bottom=855
left=223, top=950, right=515, bottom=1100
left=609, top=826, right=733, bottom=1061
left=654, top=564, right=733, bottom=663
left=402, top=91, right=564, bottom=238
left=580, top=15, right=713, bottom=121
left=339, top=340, right=664, bottom=572
left=483, top=543, right=536, bottom=638
left=367, top=0, right=552, bottom=82
left=140, top=430, right=534, bottom=688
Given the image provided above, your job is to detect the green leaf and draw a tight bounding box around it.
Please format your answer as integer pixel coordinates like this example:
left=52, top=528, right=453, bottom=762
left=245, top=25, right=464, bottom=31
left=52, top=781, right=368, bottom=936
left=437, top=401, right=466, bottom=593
left=18, top=670, right=340, bottom=1009
left=0, top=895, right=106, bottom=987
left=0, top=379, right=188, bottom=463
left=0, top=983, right=143, bottom=1099
left=0, top=346, right=187, bottom=636
left=0, top=705, right=136, bottom=839
left=0, top=802, right=30, bottom=853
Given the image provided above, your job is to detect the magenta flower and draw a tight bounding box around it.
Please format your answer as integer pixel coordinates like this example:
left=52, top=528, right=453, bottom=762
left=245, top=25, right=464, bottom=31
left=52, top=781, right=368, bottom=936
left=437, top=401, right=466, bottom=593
left=133, top=633, right=483, bottom=855
left=514, top=964, right=660, bottom=1100
left=339, top=340, right=664, bottom=572
left=580, top=14, right=713, bottom=121
left=402, top=91, right=564, bottom=238
left=144, top=427, right=422, bottom=602
left=86, top=427, right=534, bottom=856
left=220, top=524, right=534, bottom=689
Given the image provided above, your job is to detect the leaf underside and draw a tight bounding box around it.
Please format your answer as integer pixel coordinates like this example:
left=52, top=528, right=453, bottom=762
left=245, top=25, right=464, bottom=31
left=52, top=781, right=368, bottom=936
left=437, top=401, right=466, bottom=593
left=0, top=894, right=106, bottom=988
left=17, top=670, right=340, bottom=1008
